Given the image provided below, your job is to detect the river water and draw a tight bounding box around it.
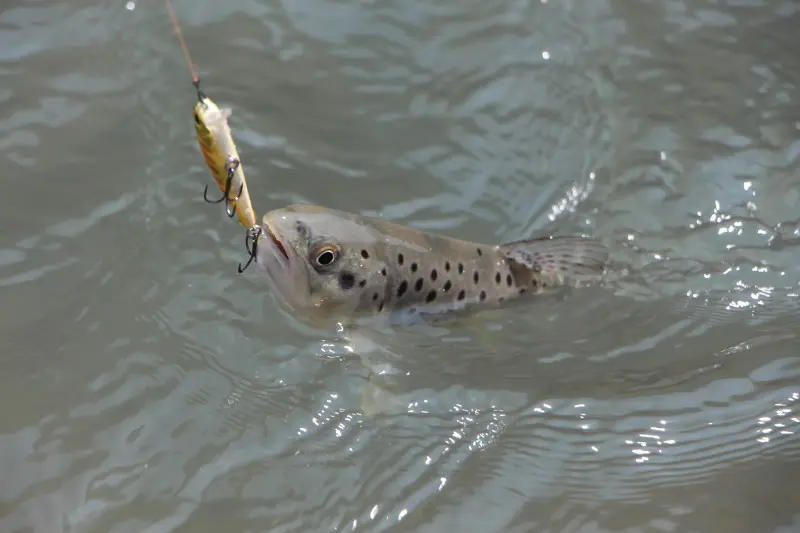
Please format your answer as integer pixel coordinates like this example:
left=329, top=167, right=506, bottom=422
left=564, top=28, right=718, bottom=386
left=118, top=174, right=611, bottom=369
left=1, top=0, right=799, bottom=532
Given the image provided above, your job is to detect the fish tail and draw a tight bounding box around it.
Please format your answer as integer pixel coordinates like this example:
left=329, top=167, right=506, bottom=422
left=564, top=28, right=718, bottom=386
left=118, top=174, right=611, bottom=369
left=499, top=236, right=609, bottom=278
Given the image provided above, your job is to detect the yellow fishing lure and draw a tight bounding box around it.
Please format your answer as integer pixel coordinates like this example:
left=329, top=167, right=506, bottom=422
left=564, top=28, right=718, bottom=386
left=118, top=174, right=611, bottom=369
left=165, top=0, right=257, bottom=230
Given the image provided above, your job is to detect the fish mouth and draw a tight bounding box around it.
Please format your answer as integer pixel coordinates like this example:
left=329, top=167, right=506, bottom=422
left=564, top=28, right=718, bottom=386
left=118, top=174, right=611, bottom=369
left=263, top=225, right=289, bottom=261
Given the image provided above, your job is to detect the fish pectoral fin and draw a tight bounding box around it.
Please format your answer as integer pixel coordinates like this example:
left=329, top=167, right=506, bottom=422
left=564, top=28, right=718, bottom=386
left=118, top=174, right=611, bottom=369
left=498, top=236, right=609, bottom=279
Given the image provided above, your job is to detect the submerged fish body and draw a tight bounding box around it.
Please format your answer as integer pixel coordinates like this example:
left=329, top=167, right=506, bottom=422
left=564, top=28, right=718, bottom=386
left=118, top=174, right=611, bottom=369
left=254, top=204, right=609, bottom=326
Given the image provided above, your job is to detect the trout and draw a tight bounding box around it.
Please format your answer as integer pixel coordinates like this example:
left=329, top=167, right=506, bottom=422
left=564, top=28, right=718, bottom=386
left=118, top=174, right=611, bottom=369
left=252, top=204, right=609, bottom=327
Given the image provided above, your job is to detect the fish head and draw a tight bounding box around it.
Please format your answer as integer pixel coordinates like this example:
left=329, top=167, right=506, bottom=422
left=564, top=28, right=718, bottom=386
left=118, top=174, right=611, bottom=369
left=256, top=204, right=387, bottom=323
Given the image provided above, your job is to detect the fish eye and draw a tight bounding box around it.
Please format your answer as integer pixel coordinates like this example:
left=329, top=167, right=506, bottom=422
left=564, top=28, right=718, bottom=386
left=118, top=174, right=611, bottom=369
left=311, top=243, right=340, bottom=270
left=192, top=112, right=202, bottom=125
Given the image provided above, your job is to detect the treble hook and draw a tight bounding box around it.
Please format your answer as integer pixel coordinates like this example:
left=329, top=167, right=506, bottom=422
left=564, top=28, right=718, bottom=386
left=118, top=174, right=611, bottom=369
left=203, top=156, right=243, bottom=218
left=238, top=225, right=262, bottom=273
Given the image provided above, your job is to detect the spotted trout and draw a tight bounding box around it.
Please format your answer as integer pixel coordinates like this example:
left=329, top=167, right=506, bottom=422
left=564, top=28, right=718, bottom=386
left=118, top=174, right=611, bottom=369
left=249, top=204, right=609, bottom=326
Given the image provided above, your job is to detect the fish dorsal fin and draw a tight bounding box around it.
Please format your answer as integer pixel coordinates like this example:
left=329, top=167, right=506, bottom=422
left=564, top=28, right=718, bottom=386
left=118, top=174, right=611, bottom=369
left=498, top=236, right=609, bottom=279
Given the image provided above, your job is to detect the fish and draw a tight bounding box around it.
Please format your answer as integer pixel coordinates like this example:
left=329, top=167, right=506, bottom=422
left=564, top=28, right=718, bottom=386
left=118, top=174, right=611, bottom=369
left=165, top=0, right=258, bottom=229
left=250, top=203, right=610, bottom=326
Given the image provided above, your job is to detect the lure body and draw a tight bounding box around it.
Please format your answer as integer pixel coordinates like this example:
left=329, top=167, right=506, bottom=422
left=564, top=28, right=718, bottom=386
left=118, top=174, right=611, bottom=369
left=165, top=0, right=258, bottom=230
left=193, top=95, right=257, bottom=229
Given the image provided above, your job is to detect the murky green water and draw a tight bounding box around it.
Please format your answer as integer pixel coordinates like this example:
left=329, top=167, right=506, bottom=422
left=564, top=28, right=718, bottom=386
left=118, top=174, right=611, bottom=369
left=1, top=0, right=799, bottom=531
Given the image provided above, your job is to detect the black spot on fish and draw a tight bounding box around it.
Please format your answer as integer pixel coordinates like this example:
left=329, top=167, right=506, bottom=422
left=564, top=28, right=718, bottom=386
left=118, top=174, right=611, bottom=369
left=457, top=290, right=465, bottom=301
left=415, top=278, right=424, bottom=292
left=397, top=280, right=408, bottom=298
left=519, top=288, right=527, bottom=295
left=458, top=263, right=464, bottom=274
left=361, top=249, right=369, bottom=259
left=411, top=262, right=418, bottom=273
left=495, top=272, right=501, bottom=284
left=295, top=221, right=309, bottom=238
left=542, top=282, right=548, bottom=288
left=477, top=248, right=483, bottom=256
left=479, top=290, right=486, bottom=301
left=425, top=290, right=437, bottom=303
left=473, top=271, right=479, bottom=284
left=381, top=268, right=387, bottom=276
left=378, top=300, right=384, bottom=312
left=359, top=279, right=366, bottom=288
left=373, top=293, right=379, bottom=301
left=397, top=253, right=404, bottom=265
left=431, top=269, right=438, bottom=281
left=338, top=272, right=356, bottom=290
left=531, top=279, right=538, bottom=288
left=443, top=280, right=452, bottom=292
left=445, top=261, right=451, bottom=272
left=506, top=274, right=513, bottom=287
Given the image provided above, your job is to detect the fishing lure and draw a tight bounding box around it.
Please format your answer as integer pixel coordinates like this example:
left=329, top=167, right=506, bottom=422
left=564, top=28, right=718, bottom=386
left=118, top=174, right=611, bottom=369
left=165, top=0, right=258, bottom=231
left=165, top=0, right=262, bottom=273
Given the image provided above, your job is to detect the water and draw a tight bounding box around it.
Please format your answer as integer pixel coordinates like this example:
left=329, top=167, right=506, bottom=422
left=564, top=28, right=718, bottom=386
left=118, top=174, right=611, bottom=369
left=1, top=0, right=799, bottom=531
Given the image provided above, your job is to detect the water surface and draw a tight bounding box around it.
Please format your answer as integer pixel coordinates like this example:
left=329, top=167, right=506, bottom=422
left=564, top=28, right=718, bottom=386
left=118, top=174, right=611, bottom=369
left=1, top=0, right=799, bottom=531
